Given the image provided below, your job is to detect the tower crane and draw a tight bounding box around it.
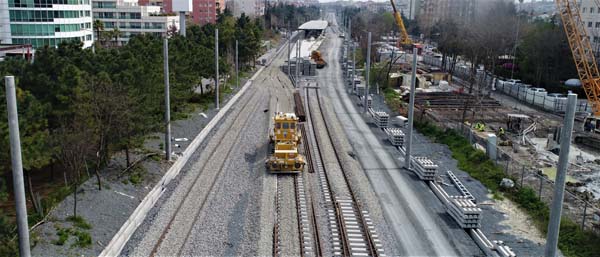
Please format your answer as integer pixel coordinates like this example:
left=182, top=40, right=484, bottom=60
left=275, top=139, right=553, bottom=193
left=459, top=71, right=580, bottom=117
left=556, top=0, right=600, bottom=115
left=554, top=0, right=600, bottom=148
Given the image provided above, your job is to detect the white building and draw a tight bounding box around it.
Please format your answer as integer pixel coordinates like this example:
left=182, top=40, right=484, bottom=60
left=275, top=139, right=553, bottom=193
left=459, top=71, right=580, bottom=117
left=0, top=0, right=94, bottom=48
left=579, top=0, right=600, bottom=55
left=229, top=0, right=263, bottom=18
left=92, top=0, right=179, bottom=46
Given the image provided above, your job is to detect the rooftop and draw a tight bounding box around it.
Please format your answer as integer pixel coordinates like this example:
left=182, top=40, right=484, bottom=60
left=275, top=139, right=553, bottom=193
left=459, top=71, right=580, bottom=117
left=298, top=20, right=328, bottom=30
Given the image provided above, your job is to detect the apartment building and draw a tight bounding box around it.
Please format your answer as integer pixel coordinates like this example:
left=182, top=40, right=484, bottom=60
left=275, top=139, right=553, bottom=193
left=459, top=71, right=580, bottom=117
left=160, top=0, right=223, bottom=25
left=579, top=0, right=600, bottom=54
left=229, top=0, right=264, bottom=18
left=92, top=0, right=179, bottom=46
left=0, top=0, right=94, bottom=48
left=417, top=0, right=475, bottom=36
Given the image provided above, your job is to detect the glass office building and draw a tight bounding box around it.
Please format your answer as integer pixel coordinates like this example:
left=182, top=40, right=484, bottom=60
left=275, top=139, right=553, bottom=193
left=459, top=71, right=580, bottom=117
left=0, top=0, right=94, bottom=48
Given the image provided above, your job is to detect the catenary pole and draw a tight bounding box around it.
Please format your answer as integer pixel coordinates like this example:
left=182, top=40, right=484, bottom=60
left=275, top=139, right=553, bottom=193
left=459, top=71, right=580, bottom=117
left=352, top=40, right=356, bottom=92
left=287, top=22, right=291, bottom=80
left=347, top=19, right=352, bottom=81
left=236, top=40, right=239, bottom=88
left=405, top=47, right=418, bottom=169
left=5, top=76, right=31, bottom=257
left=544, top=93, right=578, bottom=257
left=364, top=32, right=371, bottom=113
left=215, top=28, right=220, bottom=110
left=163, top=39, right=171, bottom=161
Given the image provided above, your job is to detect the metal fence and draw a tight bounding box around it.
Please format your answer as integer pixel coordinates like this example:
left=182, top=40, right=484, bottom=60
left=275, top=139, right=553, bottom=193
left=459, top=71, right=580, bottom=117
left=421, top=55, right=594, bottom=114
left=423, top=116, right=600, bottom=233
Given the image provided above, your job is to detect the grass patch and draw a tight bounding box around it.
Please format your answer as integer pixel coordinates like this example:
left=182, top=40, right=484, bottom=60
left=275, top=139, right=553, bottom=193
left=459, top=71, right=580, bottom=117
left=52, top=224, right=92, bottom=248
left=66, top=215, right=92, bottom=230
left=128, top=165, right=146, bottom=185
left=383, top=87, right=403, bottom=114
left=53, top=226, right=70, bottom=246
left=415, top=121, right=600, bottom=257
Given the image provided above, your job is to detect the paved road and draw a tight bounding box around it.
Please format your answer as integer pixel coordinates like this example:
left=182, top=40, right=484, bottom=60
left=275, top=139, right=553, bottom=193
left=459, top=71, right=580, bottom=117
left=318, top=13, right=479, bottom=256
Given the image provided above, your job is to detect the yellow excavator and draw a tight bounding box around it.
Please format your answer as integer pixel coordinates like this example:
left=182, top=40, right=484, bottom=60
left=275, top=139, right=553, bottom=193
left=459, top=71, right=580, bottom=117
left=390, top=0, right=412, bottom=46
left=555, top=0, right=600, bottom=149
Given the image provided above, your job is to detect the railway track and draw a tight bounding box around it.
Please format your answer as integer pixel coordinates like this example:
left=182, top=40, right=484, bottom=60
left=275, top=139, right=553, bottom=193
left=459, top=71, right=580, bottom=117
left=148, top=89, right=267, bottom=256
left=273, top=125, right=323, bottom=257
left=305, top=86, right=385, bottom=257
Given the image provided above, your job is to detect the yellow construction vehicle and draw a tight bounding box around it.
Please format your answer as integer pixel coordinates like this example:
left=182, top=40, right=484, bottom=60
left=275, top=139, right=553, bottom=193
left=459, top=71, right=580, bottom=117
left=266, top=112, right=306, bottom=173
left=555, top=0, right=600, bottom=149
left=390, top=0, right=412, bottom=46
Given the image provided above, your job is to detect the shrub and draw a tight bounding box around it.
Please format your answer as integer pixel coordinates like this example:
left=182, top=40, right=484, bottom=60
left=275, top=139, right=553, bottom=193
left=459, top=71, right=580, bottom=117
left=66, top=215, right=92, bottom=230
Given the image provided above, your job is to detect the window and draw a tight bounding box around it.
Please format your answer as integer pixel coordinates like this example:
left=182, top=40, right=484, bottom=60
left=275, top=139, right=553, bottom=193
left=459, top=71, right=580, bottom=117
left=594, top=36, right=599, bottom=43
left=592, top=7, right=596, bottom=13
left=589, top=21, right=593, bottom=27
left=282, top=122, right=289, bottom=129
left=583, top=7, right=587, bottom=13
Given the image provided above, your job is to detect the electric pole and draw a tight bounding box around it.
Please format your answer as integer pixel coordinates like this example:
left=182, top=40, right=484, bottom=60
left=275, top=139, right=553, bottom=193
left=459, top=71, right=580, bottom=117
left=163, top=39, right=171, bottom=161
left=5, top=76, right=31, bottom=257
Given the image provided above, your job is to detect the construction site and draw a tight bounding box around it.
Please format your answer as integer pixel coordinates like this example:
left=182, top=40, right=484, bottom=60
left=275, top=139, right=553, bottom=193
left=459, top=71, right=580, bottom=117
left=10, top=1, right=600, bottom=257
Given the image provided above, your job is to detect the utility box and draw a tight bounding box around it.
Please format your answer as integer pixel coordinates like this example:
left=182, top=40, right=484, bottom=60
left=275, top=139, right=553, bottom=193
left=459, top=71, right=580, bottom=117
left=173, top=0, right=192, bottom=12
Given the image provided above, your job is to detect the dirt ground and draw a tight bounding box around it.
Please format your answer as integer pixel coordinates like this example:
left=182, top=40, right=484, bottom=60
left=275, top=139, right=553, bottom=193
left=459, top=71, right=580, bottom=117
left=485, top=194, right=546, bottom=246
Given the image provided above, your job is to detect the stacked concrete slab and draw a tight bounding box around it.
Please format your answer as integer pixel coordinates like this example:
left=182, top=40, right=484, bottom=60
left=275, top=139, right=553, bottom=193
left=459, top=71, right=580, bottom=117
left=369, top=108, right=388, bottom=128
left=384, top=128, right=405, bottom=146
left=447, top=196, right=482, bottom=229
left=356, top=84, right=365, bottom=96
left=411, top=156, right=437, bottom=180
left=282, top=58, right=316, bottom=76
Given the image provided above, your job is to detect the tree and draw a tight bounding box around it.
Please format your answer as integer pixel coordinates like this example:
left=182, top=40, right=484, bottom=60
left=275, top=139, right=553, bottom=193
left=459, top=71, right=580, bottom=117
left=111, top=28, right=122, bottom=47
left=93, top=19, right=104, bottom=47
left=55, top=118, right=93, bottom=217
left=0, top=85, right=51, bottom=215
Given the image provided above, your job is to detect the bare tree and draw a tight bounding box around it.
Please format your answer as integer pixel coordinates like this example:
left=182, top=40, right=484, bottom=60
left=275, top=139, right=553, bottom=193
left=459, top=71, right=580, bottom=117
left=55, top=118, right=93, bottom=217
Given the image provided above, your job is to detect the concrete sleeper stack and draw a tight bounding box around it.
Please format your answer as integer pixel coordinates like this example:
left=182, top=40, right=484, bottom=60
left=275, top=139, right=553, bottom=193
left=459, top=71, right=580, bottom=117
left=411, top=156, right=437, bottom=180
left=446, top=196, right=482, bottom=229
left=384, top=128, right=405, bottom=146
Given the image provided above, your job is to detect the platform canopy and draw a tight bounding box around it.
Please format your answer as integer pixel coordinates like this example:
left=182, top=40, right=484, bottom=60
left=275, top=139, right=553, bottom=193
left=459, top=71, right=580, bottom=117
left=298, top=20, right=328, bottom=30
